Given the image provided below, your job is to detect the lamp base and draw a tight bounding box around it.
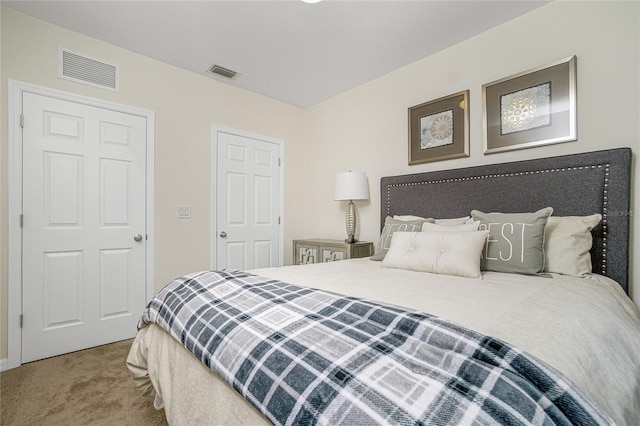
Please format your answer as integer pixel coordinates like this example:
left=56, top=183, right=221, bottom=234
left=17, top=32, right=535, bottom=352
left=345, top=200, right=357, bottom=245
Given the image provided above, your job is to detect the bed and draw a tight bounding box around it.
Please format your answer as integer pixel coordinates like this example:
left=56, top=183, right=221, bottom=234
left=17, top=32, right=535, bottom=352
left=127, top=148, right=640, bottom=425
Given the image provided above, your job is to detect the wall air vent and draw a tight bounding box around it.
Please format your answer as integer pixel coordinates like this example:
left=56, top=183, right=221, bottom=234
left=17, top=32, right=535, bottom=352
left=58, top=48, right=120, bottom=92
left=207, top=64, right=239, bottom=79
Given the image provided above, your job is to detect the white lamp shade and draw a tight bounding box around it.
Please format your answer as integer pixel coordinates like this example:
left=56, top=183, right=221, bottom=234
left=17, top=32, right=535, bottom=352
left=334, top=171, right=370, bottom=201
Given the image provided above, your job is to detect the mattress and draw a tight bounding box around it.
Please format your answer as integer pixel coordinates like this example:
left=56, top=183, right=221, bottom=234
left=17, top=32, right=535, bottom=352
left=128, top=258, right=640, bottom=425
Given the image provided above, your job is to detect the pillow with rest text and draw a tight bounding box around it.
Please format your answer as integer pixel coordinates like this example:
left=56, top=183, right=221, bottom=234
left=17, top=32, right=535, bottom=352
left=471, top=207, right=553, bottom=275
left=371, top=216, right=434, bottom=261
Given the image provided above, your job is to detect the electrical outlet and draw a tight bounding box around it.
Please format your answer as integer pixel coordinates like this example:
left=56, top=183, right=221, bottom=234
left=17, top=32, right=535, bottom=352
left=177, top=205, right=191, bottom=219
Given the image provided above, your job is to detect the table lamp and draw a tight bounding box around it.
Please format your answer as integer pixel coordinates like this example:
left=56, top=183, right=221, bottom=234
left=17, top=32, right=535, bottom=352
left=334, top=171, right=369, bottom=243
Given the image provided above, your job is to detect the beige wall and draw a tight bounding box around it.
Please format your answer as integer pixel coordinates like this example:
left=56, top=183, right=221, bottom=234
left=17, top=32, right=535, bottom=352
left=301, top=1, right=639, bottom=299
left=2, top=1, right=639, bottom=362
left=0, top=7, right=307, bottom=360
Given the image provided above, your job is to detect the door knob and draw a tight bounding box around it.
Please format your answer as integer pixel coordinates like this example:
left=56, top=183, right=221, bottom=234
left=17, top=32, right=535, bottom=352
left=133, top=234, right=143, bottom=242
left=219, top=231, right=227, bottom=238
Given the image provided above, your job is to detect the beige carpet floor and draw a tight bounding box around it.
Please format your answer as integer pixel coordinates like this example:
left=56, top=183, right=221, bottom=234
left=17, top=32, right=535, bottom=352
left=1, top=339, right=168, bottom=426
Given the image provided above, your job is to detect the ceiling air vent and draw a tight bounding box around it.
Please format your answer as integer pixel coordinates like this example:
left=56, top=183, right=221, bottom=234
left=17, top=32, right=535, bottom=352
left=58, top=48, right=120, bottom=92
left=207, top=64, right=239, bottom=79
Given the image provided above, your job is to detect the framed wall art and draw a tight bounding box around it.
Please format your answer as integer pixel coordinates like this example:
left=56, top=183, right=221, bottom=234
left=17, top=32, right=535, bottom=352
left=408, top=90, right=469, bottom=165
left=483, top=56, right=577, bottom=154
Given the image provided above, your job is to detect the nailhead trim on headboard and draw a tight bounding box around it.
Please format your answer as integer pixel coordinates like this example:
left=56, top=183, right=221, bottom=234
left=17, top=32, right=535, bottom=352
left=382, top=148, right=631, bottom=293
left=602, top=165, right=610, bottom=277
left=385, top=163, right=611, bottom=276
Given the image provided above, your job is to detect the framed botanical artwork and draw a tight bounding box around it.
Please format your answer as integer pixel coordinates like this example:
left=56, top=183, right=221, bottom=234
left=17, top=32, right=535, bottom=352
left=408, top=90, right=469, bottom=165
left=483, top=56, right=577, bottom=154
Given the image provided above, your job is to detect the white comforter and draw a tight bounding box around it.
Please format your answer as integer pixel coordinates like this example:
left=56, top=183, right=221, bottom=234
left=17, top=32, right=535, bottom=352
left=127, top=259, right=640, bottom=425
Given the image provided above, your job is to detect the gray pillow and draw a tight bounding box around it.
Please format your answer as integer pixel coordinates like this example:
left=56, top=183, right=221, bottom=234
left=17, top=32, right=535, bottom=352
left=371, top=216, right=433, bottom=261
left=471, top=207, right=553, bottom=274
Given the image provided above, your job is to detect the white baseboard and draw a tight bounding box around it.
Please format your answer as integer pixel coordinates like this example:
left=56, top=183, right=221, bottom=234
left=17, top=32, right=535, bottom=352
left=0, top=358, right=9, bottom=372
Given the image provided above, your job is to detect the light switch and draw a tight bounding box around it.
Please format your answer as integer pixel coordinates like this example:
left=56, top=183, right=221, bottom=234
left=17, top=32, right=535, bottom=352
left=177, top=204, right=191, bottom=219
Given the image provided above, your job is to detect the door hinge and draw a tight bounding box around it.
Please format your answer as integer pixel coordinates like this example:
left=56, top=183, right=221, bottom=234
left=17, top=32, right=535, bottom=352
left=20, top=314, right=23, bottom=328
left=278, top=158, right=281, bottom=167
left=20, top=113, right=24, bottom=128
left=278, top=216, right=281, bottom=225
left=19, top=214, right=24, bottom=228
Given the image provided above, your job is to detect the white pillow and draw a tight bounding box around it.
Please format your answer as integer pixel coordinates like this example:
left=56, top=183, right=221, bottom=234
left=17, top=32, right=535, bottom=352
left=544, top=214, right=602, bottom=277
left=422, top=221, right=479, bottom=232
left=434, top=216, right=472, bottom=226
left=393, top=215, right=431, bottom=221
left=382, top=231, right=489, bottom=278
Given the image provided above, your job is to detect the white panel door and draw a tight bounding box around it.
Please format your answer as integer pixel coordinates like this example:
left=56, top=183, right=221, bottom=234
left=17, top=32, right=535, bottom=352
left=21, top=92, right=147, bottom=363
left=216, top=131, right=280, bottom=270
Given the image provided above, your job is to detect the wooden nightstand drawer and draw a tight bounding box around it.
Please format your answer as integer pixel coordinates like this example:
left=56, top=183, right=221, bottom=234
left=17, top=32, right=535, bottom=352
left=293, top=239, right=373, bottom=265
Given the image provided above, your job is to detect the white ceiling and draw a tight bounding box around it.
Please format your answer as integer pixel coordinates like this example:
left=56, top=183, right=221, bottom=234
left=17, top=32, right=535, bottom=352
left=3, top=0, right=549, bottom=108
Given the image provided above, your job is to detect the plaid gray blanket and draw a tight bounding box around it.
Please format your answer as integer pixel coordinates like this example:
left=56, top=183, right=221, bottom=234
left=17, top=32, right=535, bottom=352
left=139, top=269, right=612, bottom=426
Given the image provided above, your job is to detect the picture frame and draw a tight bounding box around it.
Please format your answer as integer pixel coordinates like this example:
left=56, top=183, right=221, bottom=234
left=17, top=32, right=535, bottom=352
left=483, top=56, right=577, bottom=154
left=408, top=90, right=469, bottom=165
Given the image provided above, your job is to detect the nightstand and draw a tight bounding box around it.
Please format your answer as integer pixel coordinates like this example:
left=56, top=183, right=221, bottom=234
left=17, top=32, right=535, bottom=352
left=293, top=239, right=374, bottom=265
